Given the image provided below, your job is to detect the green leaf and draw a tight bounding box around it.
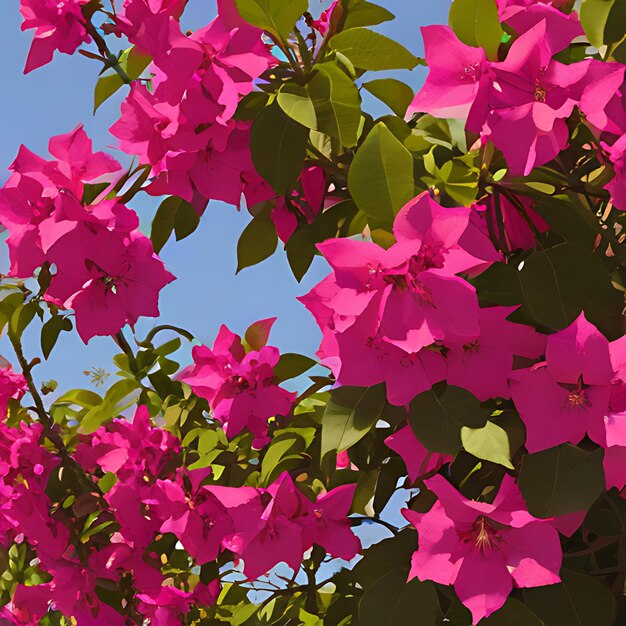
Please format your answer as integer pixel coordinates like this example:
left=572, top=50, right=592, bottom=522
left=348, top=122, right=415, bottom=230
left=94, top=46, right=151, bottom=112
left=461, top=421, right=514, bottom=469
left=308, top=62, right=362, bottom=148
left=518, top=444, right=605, bottom=518
left=285, top=228, right=316, bottom=281
left=260, top=432, right=306, bottom=486
left=98, top=472, right=118, bottom=495
left=579, top=0, right=616, bottom=48
left=330, top=28, right=420, bottom=71
left=343, top=0, right=395, bottom=30
left=234, top=0, right=307, bottom=41
left=274, top=353, right=316, bottom=382
left=358, top=569, right=439, bottom=626
left=517, top=243, right=623, bottom=338
left=174, top=200, right=200, bottom=241
left=524, top=569, right=616, bottom=626
left=408, top=386, right=488, bottom=454
left=250, top=102, right=309, bottom=194
left=447, top=597, right=545, bottom=625
left=9, top=302, right=39, bottom=342
left=277, top=83, right=317, bottom=129
left=363, top=78, right=414, bottom=117
left=56, top=389, right=103, bottom=408
left=151, top=196, right=198, bottom=253
left=321, top=384, right=387, bottom=457
left=236, top=202, right=278, bottom=271
left=244, top=317, right=276, bottom=351
left=41, top=316, right=73, bottom=360
left=448, top=0, right=504, bottom=60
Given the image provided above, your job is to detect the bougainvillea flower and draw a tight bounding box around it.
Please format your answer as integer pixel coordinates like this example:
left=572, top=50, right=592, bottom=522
left=580, top=64, right=626, bottom=135
left=310, top=1, right=339, bottom=36
left=408, top=26, right=486, bottom=120
left=510, top=314, right=613, bottom=452
left=468, top=21, right=590, bottom=175
left=403, top=474, right=562, bottom=623
left=385, top=426, right=451, bottom=482
left=446, top=306, right=546, bottom=401
left=179, top=324, right=296, bottom=447
left=499, top=2, right=584, bottom=52
left=20, top=0, right=90, bottom=73
left=306, top=484, right=361, bottom=560
left=45, top=228, right=174, bottom=342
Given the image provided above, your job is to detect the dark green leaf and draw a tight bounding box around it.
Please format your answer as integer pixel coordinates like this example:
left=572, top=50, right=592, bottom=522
left=448, top=0, right=504, bottom=60
left=236, top=202, right=279, bottom=271
left=308, top=62, right=362, bottom=148
left=517, top=243, right=623, bottom=337
left=518, top=444, right=605, bottom=518
left=321, top=384, right=387, bottom=456
left=41, top=316, right=73, bottom=360
left=524, top=569, right=616, bottom=626
left=250, top=102, right=309, bottom=194
left=151, top=196, right=197, bottom=253
left=363, top=78, right=414, bottom=117
left=274, top=353, right=316, bottom=381
left=234, top=0, right=307, bottom=41
left=174, top=200, right=200, bottom=241
left=285, top=228, right=316, bottom=281
left=82, top=182, right=109, bottom=205
left=409, top=386, right=487, bottom=454
left=330, top=28, right=420, bottom=71
left=348, top=122, right=415, bottom=230
left=358, top=568, right=439, bottom=626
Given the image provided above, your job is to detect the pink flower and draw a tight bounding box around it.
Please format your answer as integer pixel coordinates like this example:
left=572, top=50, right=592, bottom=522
left=301, top=192, right=496, bottom=362
left=468, top=21, right=590, bottom=175
left=45, top=227, right=175, bottom=342
left=498, top=1, right=584, bottom=52
left=385, top=426, right=451, bottom=482
left=310, top=1, right=339, bottom=36
left=403, top=474, right=562, bottom=623
left=307, top=484, right=361, bottom=561
left=20, top=0, right=90, bottom=72
left=408, top=26, right=486, bottom=120
left=510, top=313, right=613, bottom=452
left=0, top=359, right=28, bottom=418
left=179, top=324, right=296, bottom=447
left=445, top=306, right=545, bottom=401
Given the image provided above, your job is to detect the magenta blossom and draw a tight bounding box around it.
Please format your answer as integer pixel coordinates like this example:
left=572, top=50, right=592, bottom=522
left=179, top=323, right=296, bottom=447
left=510, top=313, right=614, bottom=452
left=445, top=306, right=545, bottom=401
left=385, top=425, right=451, bottom=482
left=408, top=26, right=486, bottom=120
left=403, top=474, right=562, bottom=623
left=468, top=21, right=590, bottom=175
left=20, top=0, right=90, bottom=72
left=45, top=227, right=175, bottom=343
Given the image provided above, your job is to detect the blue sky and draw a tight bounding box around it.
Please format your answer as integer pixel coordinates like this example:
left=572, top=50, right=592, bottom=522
left=0, top=0, right=450, bottom=394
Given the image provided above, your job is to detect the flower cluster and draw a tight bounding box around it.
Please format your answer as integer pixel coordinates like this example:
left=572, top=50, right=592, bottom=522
left=0, top=405, right=360, bottom=624
left=109, top=0, right=277, bottom=210
left=179, top=322, right=296, bottom=447
left=300, top=191, right=545, bottom=406
left=0, top=360, right=27, bottom=418
left=0, top=125, right=174, bottom=342
left=410, top=5, right=614, bottom=176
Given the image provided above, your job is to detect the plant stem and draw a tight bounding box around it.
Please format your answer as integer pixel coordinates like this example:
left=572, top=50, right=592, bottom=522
left=83, top=19, right=132, bottom=84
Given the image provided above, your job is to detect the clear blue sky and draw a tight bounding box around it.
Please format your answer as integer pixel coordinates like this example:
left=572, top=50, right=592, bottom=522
left=0, top=0, right=450, bottom=394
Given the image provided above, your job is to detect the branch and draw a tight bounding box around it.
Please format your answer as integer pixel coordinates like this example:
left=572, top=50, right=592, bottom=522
left=8, top=333, right=69, bottom=458
left=83, top=18, right=132, bottom=84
